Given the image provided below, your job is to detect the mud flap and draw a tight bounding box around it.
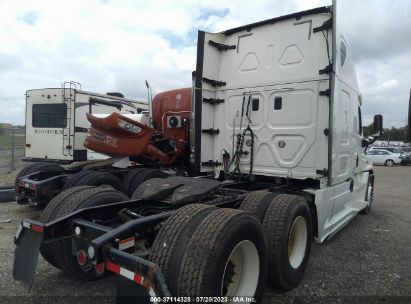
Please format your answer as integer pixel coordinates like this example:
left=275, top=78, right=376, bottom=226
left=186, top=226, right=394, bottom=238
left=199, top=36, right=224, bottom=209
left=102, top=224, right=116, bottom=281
left=13, top=226, right=42, bottom=290
left=116, top=276, right=151, bottom=304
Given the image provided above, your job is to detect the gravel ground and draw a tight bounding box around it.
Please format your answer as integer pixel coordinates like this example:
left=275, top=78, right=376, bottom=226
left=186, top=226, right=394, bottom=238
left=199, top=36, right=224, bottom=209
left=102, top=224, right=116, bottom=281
left=0, top=166, right=410, bottom=303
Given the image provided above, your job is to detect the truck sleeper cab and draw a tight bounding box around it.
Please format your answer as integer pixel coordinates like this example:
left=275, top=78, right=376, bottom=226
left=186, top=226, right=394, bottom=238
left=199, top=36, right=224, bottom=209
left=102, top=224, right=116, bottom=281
left=13, top=1, right=386, bottom=301
left=191, top=2, right=375, bottom=242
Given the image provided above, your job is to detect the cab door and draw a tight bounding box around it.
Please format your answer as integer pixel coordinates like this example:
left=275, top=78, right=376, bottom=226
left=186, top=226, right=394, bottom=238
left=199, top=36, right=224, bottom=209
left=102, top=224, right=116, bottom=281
left=366, top=150, right=377, bottom=164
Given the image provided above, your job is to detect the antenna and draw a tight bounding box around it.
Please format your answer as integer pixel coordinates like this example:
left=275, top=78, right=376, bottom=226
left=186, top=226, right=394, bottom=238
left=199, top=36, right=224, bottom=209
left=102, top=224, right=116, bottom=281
left=145, top=80, right=153, bottom=121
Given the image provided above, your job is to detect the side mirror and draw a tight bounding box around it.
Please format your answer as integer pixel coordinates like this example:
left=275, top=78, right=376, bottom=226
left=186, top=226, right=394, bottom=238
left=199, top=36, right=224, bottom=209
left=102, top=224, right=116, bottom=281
left=372, top=114, right=383, bottom=138
left=362, top=115, right=383, bottom=148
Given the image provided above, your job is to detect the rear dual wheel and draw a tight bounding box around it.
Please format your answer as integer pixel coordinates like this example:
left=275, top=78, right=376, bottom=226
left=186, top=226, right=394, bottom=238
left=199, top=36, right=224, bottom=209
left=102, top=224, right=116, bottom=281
left=123, top=168, right=167, bottom=197
left=131, top=178, right=164, bottom=199
left=240, top=191, right=312, bottom=290
left=39, top=186, right=128, bottom=280
left=62, top=168, right=167, bottom=197
left=63, top=170, right=126, bottom=193
left=263, top=194, right=312, bottom=290
left=239, top=190, right=277, bottom=221
left=39, top=185, right=94, bottom=268
left=150, top=206, right=267, bottom=299
left=151, top=192, right=312, bottom=297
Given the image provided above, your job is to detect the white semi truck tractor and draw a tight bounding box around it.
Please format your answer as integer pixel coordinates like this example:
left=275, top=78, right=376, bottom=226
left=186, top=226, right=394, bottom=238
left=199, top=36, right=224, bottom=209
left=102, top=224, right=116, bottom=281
left=13, top=1, right=388, bottom=302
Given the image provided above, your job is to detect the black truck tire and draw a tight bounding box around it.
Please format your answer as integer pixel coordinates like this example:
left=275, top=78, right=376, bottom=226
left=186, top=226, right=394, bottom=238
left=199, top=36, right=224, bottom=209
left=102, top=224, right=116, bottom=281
left=122, top=168, right=145, bottom=196
left=176, top=208, right=268, bottom=300
left=131, top=178, right=164, bottom=199
left=124, top=168, right=167, bottom=197
left=360, top=174, right=375, bottom=214
left=149, top=204, right=217, bottom=294
left=39, top=186, right=94, bottom=268
left=40, top=186, right=128, bottom=280
left=239, top=190, right=278, bottom=221
left=262, top=194, right=312, bottom=290
left=63, top=170, right=126, bottom=193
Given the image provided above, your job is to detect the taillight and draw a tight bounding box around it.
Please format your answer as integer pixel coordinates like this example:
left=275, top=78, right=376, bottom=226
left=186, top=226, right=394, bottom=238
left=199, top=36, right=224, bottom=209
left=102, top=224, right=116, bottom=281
left=95, top=263, right=105, bottom=274
left=26, top=144, right=31, bottom=148
left=31, top=224, right=44, bottom=233
left=29, top=183, right=36, bottom=190
left=18, top=180, right=24, bottom=187
left=117, top=119, right=142, bottom=134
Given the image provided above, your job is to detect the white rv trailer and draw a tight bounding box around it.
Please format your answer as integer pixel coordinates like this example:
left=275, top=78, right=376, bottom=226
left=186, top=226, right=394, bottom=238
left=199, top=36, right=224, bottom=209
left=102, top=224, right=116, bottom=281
left=24, top=82, right=147, bottom=163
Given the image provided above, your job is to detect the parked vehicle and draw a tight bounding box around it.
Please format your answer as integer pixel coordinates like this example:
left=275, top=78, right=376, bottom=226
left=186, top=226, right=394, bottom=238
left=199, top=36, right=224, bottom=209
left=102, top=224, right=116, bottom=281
left=401, top=147, right=411, bottom=152
left=15, top=88, right=191, bottom=206
left=368, top=146, right=405, bottom=155
left=400, top=153, right=411, bottom=165
left=365, top=150, right=401, bottom=166
left=24, top=81, right=147, bottom=163
left=14, top=1, right=395, bottom=301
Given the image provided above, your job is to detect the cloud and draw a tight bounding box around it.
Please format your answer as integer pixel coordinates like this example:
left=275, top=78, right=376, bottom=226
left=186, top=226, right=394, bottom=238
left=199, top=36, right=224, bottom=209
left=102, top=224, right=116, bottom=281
left=0, top=0, right=409, bottom=130
left=340, top=0, right=411, bottom=61
left=19, top=11, right=40, bottom=26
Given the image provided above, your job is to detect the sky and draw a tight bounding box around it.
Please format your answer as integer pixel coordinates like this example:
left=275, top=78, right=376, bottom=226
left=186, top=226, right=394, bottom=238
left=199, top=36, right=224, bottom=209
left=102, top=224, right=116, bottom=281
left=0, top=0, right=410, bottom=127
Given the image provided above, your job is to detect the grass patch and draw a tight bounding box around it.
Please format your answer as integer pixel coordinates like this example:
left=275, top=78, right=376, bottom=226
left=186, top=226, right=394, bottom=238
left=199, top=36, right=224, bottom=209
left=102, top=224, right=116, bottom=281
left=0, top=135, right=25, bottom=146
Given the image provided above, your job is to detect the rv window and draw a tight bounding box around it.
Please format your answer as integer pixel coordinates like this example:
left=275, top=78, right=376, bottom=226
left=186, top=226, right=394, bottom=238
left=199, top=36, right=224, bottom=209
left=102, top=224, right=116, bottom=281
left=32, top=104, right=67, bottom=128
left=340, top=41, right=347, bottom=67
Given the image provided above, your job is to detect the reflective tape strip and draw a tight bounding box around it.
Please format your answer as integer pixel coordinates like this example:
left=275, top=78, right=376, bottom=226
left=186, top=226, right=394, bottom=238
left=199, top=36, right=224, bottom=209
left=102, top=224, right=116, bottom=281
left=106, top=262, right=144, bottom=284
left=106, top=262, right=120, bottom=273
left=15, top=225, right=23, bottom=240
left=119, top=267, right=134, bottom=281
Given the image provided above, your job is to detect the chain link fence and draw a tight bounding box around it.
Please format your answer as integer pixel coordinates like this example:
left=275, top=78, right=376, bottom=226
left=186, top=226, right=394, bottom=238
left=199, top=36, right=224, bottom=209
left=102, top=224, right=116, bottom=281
left=0, top=127, right=26, bottom=186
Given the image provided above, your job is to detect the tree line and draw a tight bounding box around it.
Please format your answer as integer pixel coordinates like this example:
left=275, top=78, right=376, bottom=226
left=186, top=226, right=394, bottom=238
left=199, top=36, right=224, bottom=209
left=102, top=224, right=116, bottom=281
left=363, top=123, right=409, bottom=142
